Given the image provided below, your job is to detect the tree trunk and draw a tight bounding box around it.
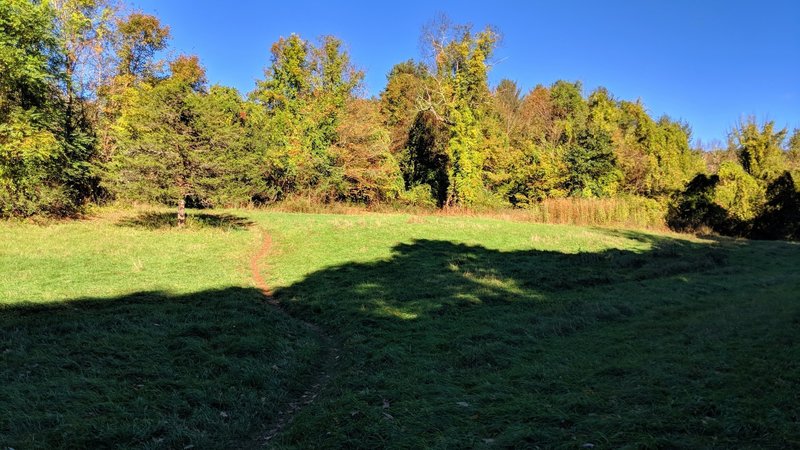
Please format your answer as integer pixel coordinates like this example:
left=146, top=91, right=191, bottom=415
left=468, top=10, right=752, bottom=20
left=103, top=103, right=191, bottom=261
left=177, top=197, right=186, bottom=228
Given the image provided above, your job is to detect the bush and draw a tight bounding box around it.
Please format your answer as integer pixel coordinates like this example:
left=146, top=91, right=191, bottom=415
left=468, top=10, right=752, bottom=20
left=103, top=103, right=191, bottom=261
left=399, top=184, right=437, bottom=208
left=752, top=172, right=800, bottom=240
left=666, top=174, right=731, bottom=234
left=714, top=161, right=765, bottom=222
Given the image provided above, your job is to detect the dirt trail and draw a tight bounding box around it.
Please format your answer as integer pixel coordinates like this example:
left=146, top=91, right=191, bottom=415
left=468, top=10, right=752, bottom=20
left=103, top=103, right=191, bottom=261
left=249, top=230, right=340, bottom=446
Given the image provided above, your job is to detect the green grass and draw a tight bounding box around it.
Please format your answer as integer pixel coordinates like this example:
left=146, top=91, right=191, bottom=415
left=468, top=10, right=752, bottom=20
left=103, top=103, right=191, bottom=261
left=252, top=212, right=800, bottom=449
left=2, top=209, right=799, bottom=448
left=0, top=211, right=323, bottom=449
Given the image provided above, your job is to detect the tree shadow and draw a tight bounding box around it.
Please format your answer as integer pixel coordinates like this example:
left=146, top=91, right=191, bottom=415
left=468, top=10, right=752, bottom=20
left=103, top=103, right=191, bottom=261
left=3, top=232, right=798, bottom=448
left=117, top=211, right=254, bottom=230
left=0, top=287, right=321, bottom=450
left=276, top=233, right=729, bottom=324
left=271, top=233, right=799, bottom=448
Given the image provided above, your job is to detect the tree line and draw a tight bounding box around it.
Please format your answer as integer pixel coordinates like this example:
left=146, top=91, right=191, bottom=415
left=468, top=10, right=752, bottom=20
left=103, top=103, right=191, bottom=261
left=2, top=1, right=798, bottom=236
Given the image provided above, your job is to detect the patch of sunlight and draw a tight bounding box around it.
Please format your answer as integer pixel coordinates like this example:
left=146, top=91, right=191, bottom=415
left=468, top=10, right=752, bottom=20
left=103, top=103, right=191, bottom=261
left=355, top=282, right=382, bottom=294
left=372, top=300, right=419, bottom=320
left=454, top=293, right=483, bottom=304
left=462, top=272, right=526, bottom=295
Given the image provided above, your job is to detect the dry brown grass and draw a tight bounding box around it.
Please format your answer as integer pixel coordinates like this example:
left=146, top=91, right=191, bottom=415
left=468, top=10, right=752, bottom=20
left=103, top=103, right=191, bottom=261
left=263, top=196, right=668, bottom=231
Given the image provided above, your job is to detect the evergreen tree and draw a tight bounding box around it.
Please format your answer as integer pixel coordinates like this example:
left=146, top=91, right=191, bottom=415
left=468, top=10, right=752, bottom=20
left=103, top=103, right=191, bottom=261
left=109, top=56, right=241, bottom=226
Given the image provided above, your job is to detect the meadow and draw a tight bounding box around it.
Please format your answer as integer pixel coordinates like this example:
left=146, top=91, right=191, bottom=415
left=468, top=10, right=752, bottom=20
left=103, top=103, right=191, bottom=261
left=1, top=209, right=798, bottom=448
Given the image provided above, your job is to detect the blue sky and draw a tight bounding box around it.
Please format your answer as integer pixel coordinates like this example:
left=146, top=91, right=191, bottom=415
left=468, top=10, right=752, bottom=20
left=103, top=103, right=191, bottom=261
left=132, top=0, right=799, bottom=145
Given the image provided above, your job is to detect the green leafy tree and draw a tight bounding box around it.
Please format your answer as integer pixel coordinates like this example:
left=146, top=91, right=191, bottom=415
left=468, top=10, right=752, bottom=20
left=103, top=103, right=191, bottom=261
left=613, top=99, right=702, bottom=197
left=331, top=99, right=403, bottom=203
left=714, top=160, right=765, bottom=222
left=110, top=56, right=242, bottom=226
left=731, top=118, right=787, bottom=181
left=115, top=13, right=169, bottom=80
left=753, top=171, right=800, bottom=240
left=96, top=12, right=170, bottom=165
left=250, top=34, right=363, bottom=201
left=190, top=84, right=252, bottom=207
left=307, top=35, right=363, bottom=165
left=0, top=0, right=93, bottom=217
left=418, top=18, right=500, bottom=206
left=786, top=128, right=800, bottom=173
left=564, top=126, right=621, bottom=197
left=249, top=34, right=312, bottom=197
left=549, top=80, right=588, bottom=146
left=379, top=60, right=429, bottom=155
left=505, top=143, right=569, bottom=204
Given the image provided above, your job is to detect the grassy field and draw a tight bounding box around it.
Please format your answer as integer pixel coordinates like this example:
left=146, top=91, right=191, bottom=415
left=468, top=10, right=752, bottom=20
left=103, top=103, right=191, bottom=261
left=2, top=209, right=799, bottom=448
left=0, top=211, right=324, bottom=449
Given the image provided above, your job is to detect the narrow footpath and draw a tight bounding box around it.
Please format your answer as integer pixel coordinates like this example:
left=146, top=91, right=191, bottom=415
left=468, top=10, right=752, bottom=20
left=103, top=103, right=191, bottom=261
left=249, top=230, right=340, bottom=447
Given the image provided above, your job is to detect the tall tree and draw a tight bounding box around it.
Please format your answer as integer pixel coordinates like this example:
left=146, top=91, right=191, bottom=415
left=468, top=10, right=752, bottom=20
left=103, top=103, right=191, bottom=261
left=518, top=85, right=557, bottom=146
left=109, top=55, right=239, bottom=226
left=379, top=60, right=429, bottom=155
left=331, top=99, right=403, bottom=203
left=549, top=80, right=588, bottom=146
left=731, top=118, right=787, bottom=182
left=418, top=17, right=500, bottom=206
left=250, top=33, right=363, bottom=200
left=0, top=0, right=95, bottom=217
left=307, top=35, right=363, bottom=159
left=785, top=128, right=799, bottom=173
left=115, top=13, right=169, bottom=80
left=493, top=79, right=523, bottom=142
left=96, top=12, right=170, bottom=164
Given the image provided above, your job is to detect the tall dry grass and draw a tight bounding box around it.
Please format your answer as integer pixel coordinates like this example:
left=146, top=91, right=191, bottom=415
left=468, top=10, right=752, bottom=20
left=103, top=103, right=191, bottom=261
left=266, top=195, right=668, bottom=231
left=516, top=197, right=667, bottom=230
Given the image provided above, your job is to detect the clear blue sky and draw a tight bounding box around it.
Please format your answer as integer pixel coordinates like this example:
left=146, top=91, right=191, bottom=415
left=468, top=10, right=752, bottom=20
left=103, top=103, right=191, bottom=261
left=132, top=0, right=799, bottom=145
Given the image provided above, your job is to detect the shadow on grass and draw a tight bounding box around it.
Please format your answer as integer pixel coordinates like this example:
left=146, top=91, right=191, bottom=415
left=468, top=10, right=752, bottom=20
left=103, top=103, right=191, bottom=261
left=0, top=287, right=321, bottom=450
left=3, top=232, right=799, bottom=448
left=117, top=211, right=254, bottom=230
left=276, top=232, right=730, bottom=324
left=269, top=233, right=800, bottom=448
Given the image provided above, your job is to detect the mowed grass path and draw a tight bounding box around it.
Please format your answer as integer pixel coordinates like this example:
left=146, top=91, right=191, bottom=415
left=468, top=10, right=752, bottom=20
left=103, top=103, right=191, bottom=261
left=2, top=209, right=799, bottom=448
left=252, top=212, right=800, bottom=449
